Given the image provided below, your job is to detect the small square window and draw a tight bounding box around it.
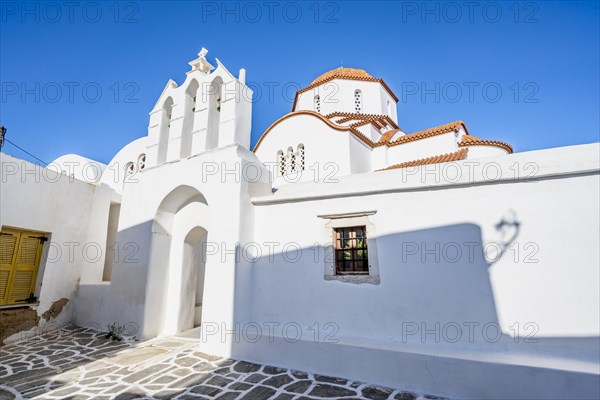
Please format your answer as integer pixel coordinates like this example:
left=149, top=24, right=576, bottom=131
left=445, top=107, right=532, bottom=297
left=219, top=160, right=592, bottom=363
left=322, top=213, right=379, bottom=285
left=334, top=226, right=369, bottom=275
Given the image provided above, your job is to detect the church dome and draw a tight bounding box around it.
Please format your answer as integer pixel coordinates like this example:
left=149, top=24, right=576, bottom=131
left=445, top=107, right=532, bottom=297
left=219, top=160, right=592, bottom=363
left=310, top=68, right=373, bottom=86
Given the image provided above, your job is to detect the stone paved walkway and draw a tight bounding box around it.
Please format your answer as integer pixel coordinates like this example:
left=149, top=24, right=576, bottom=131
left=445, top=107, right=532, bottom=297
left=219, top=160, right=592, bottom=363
left=0, top=327, right=446, bottom=400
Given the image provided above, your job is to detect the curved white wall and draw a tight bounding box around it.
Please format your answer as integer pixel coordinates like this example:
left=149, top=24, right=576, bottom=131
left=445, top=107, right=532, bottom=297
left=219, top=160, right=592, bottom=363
left=51, top=154, right=106, bottom=184
left=255, top=114, right=355, bottom=184
left=99, top=137, right=148, bottom=193
left=465, top=145, right=510, bottom=158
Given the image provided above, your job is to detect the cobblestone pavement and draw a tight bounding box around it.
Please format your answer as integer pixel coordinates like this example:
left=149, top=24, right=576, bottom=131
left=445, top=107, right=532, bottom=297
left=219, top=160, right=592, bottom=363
left=0, top=327, right=447, bottom=400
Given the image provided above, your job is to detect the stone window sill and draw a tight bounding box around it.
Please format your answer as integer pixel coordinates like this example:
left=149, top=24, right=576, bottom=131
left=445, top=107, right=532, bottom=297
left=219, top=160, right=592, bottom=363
left=324, top=275, right=380, bottom=285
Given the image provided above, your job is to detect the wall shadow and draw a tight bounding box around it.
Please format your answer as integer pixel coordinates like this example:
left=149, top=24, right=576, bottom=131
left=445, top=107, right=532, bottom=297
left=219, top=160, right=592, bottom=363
left=227, top=218, right=599, bottom=399
left=61, top=215, right=598, bottom=399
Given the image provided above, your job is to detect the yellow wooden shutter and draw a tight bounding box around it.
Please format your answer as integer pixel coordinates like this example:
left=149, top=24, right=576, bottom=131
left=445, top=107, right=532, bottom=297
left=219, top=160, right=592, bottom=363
left=0, top=230, right=19, bottom=305
left=0, top=228, right=47, bottom=306
left=8, top=234, right=43, bottom=304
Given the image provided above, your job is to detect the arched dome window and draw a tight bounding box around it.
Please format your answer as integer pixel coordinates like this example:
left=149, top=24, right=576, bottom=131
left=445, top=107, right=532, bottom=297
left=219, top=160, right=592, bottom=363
left=314, top=95, right=321, bottom=113
left=137, top=154, right=146, bottom=171
left=125, top=162, right=135, bottom=176
left=354, top=90, right=362, bottom=113
left=298, top=144, right=305, bottom=171
left=288, top=147, right=296, bottom=173
left=277, top=150, right=285, bottom=176
left=277, top=145, right=305, bottom=177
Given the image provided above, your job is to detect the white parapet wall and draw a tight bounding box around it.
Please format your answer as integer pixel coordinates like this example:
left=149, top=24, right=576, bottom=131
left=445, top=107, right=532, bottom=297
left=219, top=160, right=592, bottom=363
left=235, top=143, right=600, bottom=400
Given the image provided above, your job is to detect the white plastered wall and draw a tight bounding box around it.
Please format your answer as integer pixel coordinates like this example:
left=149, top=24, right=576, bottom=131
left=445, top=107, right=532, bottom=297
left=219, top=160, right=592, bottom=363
left=295, top=79, right=398, bottom=121
left=254, top=114, right=355, bottom=184
left=235, top=143, right=600, bottom=400
left=0, top=153, right=111, bottom=341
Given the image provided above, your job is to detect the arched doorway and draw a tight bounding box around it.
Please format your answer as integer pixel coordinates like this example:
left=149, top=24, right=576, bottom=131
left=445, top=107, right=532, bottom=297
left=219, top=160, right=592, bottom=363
left=180, top=226, right=208, bottom=331
left=144, top=185, right=210, bottom=337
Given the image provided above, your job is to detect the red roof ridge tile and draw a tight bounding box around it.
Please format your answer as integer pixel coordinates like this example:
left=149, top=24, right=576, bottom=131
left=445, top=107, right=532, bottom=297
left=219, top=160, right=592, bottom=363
left=253, top=111, right=377, bottom=152
left=459, top=135, right=513, bottom=153
left=379, top=129, right=401, bottom=143
left=378, top=148, right=469, bottom=171
left=292, top=75, right=398, bottom=110
left=376, top=121, right=467, bottom=148
left=253, top=115, right=512, bottom=156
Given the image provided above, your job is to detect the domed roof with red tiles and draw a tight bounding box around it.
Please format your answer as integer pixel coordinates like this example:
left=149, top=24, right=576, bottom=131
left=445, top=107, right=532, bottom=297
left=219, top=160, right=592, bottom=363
left=310, top=68, right=373, bottom=85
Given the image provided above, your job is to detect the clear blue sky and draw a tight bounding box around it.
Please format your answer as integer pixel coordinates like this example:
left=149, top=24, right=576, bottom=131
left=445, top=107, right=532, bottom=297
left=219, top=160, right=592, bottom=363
left=1, top=0, right=599, bottom=165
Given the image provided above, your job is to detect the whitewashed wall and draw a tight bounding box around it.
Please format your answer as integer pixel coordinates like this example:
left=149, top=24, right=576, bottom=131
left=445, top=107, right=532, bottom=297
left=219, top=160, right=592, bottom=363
left=99, top=137, right=148, bottom=193
left=2, top=137, right=598, bottom=399
left=0, top=53, right=595, bottom=398
left=236, top=143, right=600, bottom=400
left=255, top=114, right=355, bottom=184
left=145, top=63, right=252, bottom=169
left=349, top=135, right=372, bottom=173
left=385, top=132, right=459, bottom=165
left=254, top=113, right=507, bottom=177
left=465, top=144, right=511, bottom=159
left=73, top=145, right=271, bottom=355
left=0, top=153, right=111, bottom=341
left=52, top=154, right=106, bottom=184
left=295, top=79, right=398, bottom=121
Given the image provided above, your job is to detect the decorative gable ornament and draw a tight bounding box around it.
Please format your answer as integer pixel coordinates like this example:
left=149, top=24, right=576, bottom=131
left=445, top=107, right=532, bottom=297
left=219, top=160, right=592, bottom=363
left=188, top=47, right=215, bottom=74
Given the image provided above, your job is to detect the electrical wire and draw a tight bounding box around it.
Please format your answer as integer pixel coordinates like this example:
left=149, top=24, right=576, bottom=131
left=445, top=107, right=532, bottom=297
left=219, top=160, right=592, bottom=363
left=2, top=138, right=48, bottom=166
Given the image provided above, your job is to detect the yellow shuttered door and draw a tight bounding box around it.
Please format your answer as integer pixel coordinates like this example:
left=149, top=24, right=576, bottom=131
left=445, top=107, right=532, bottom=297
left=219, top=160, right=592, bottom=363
left=0, top=228, right=47, bottom=306
left=0, top=230, right=19, bottom=304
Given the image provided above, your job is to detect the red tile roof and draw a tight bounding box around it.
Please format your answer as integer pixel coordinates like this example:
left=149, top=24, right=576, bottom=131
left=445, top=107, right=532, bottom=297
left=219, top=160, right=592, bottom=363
left=311, top=68, right=373, bottom=86
left=379, top=129, right=400, bottom=143
left=459, top=135, right=513, bottom=153
left=325, top=112, right=400, bottom=130
left=292, top=69, right=398, bottom=110
left=379, top=148, right=469, bottom=170
left=380, top=121, right=468, bottom=147
left=253, top=111, right=363, bottom=151
left=252, top=112, right=513, bottom=158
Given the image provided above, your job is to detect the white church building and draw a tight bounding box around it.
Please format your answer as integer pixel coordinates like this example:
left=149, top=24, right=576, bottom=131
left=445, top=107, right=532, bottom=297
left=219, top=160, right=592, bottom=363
left=1, top=49, right=599, bottom=400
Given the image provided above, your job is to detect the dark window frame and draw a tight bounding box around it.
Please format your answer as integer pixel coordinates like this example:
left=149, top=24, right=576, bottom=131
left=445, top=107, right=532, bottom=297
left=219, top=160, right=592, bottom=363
left=334, top=226, right=369, bottom=275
